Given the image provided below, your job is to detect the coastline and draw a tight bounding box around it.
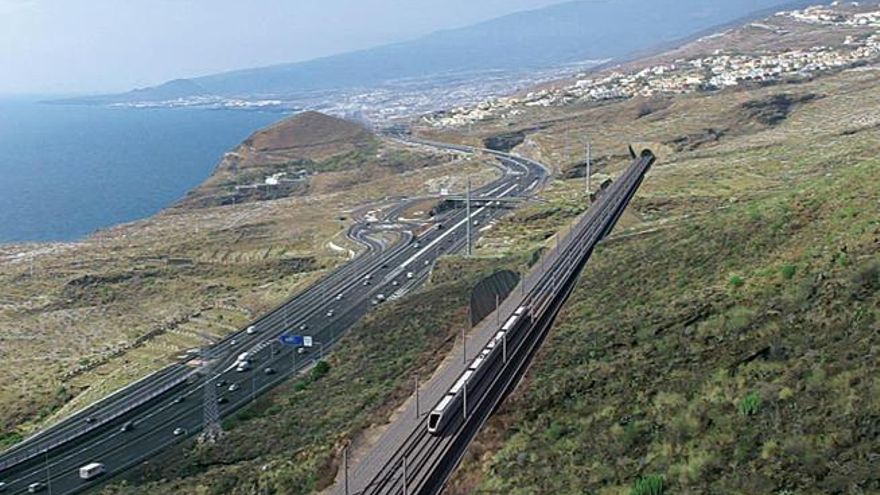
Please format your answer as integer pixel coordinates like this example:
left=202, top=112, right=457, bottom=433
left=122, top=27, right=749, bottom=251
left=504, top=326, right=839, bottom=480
left=0, top=100, right=281, bottom=245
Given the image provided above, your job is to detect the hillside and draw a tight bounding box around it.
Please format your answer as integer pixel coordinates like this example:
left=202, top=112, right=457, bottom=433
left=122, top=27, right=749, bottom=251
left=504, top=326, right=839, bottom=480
left=182, top=111, right=438, bottom=207
left=447, top=81, right=880, bottom=492
left=243, top=111, right=372, bottom=156
left=425, top=5, right=880, bottom=493
left=78, top=0, right=810, bottom=104
left=0, top=110, right=501, bottom=448
left=83, top=3, right=880, bottom=494
left=2, top=1, right=873, bottom=493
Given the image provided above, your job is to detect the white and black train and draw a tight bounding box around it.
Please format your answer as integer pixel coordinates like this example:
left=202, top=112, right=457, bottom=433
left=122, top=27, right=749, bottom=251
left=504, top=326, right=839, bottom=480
left=427, top=305, right=530, bottom=435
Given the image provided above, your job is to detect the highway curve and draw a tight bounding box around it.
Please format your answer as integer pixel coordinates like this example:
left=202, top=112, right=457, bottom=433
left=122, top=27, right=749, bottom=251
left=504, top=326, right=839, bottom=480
left=0, top=140, right=548, bottom=495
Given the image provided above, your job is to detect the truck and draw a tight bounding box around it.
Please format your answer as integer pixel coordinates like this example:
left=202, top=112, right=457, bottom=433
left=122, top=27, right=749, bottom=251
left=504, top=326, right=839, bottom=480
left=79, top=462, right=105, bottom=480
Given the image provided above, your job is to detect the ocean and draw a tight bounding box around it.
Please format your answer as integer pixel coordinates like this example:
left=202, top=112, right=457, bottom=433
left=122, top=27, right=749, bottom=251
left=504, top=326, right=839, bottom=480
left=0, top=98, right=281, bottom=243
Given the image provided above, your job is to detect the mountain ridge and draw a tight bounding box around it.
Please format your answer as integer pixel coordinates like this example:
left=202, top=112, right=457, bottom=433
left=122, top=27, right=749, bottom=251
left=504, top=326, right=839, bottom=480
left=66, top=0, right=821, bottom=104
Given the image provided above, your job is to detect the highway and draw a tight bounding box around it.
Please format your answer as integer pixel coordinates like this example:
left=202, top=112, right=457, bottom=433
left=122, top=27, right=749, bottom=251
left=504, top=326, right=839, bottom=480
left=0, top=140, right=548, bottom=494
left=347, top=149, right=656, bottom=495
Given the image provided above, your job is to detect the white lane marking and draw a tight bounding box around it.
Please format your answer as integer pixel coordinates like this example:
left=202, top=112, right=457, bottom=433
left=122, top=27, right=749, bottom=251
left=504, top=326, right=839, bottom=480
left=387, top=182, right=519, bottom=281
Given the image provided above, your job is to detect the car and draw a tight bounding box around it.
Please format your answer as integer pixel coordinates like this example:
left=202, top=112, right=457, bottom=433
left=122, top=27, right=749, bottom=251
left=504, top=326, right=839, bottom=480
left=381, top=263, right=389, bottom=269
left=27, top=482, right=45, bottom=493
left=120, top=421, right=135, bottom=432
left=264, top=367, right=276, bottom=375
left=172, top=396, right=185, bottom=404
left=230, top=339, right=238, bottom=346
left=298, top=323, right=308, bottom=331
left=392, top=280, right=399, bottom=286
left=297, top=347, right=308, bottom=355
left=245, top=325, right=258, bottom=335
left=424, top=260, right=430, bottom=265
left=406, top=272, right=414, bottom=279
left=173, top=427, right=186, bottom=436
left=364, top=273, right=372, bottom=280
left=0, top=481, right=6, bottom=492
left=326, top=310, right=334, bottom=317
left=228, top=383, right=240, bottom=392
left=84, top=416, right=96, bottom=424
left=217, top=396, right=228, bottom=404
left=216, top=380, right=227, bottom=388
left=363, top=280, right=371, bottom=286
left=335, top=293, right=344, bottom=301
left=414, top=242, right=421, bottom=248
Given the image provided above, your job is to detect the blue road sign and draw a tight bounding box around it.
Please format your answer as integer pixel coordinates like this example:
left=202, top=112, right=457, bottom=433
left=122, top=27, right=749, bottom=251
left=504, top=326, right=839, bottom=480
left=280, top=334, right=304, bottom=347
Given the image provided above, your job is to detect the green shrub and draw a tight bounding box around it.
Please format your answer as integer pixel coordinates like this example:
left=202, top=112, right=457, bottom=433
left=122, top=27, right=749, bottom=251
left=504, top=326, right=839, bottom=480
left=630, top=474, right=664, bottom=495
left=729, top=274, right=745, bottom=288
left=0, top=431, right=23, bottom=448
left=780, top=264, right=797, bottom=280
left=311, top=360, right=331, bottom=380
left=738, top=392, right=762, bottom=416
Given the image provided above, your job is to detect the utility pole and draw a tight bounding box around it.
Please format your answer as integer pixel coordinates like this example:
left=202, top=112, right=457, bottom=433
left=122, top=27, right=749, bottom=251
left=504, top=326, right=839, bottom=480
left=45, top=450, right=52, bottom=495
left=203, top=348, right=222, bottom=442
left=414, top=375, right=420, bottom=418
left=463, top=381, right=468, bottom=418
left=343, top=444, right=350, bottom=495
left=585, top=138, right=592, bottom=196
left=465, top=177, right=472, bottom=257
left=462, top=324, right=467, bottom=365
left=566, top=128, right=571, bottom=168
left=402, top=456, right=409, bottom=495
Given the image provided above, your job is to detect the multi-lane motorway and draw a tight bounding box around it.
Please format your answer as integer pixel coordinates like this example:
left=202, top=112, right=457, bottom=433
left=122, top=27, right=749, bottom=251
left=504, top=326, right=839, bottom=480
left=0, top=141, right=548, bottom=494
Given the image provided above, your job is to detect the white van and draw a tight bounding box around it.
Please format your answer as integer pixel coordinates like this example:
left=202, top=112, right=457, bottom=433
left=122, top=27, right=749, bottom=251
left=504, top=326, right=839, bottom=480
left=79, top=462, right=105, bottom=480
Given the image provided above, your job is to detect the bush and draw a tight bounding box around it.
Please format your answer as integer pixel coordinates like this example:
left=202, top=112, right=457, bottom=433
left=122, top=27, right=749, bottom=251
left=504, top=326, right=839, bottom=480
left=780, top=264, right=797, bottom=280
left=311, top=360, right=331, bottom=380
left=630, top=474, right=664, bottom=495
left=0, top=431, right=23, bottom=448
left=738, top=392, right=762, bottom=416
left=729, top=274, right=745, bottom=288
left=850, top=262, right=880, bottom=300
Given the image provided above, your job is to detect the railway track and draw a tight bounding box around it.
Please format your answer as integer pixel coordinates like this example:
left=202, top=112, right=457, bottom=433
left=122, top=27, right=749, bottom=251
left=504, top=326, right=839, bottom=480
left=355, top=149, right=656, bottom=495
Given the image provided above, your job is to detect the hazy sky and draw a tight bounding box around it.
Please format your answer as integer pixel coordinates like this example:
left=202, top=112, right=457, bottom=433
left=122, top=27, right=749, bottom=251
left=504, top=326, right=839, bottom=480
left=0, top=0, right=569, bottom=95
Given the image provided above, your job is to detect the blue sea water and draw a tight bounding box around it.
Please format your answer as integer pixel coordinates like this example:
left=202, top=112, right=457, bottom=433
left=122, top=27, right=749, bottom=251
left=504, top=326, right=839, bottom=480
left=0, top=98, right=281, bottom=243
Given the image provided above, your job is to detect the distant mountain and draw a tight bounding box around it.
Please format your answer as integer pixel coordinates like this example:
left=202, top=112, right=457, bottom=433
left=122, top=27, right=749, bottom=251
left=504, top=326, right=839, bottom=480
left=54, top=79, right=210, bottom=105
left=79, top=0, right=819, bottom=103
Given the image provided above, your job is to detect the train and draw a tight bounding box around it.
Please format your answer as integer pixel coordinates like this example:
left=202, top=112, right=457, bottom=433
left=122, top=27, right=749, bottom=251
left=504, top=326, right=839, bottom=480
left=427, top=305, right=529, bottom=435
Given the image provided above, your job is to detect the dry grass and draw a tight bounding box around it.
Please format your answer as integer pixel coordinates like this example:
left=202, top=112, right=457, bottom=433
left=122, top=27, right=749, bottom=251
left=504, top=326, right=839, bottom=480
left=0, top=136, right=500, bottom=438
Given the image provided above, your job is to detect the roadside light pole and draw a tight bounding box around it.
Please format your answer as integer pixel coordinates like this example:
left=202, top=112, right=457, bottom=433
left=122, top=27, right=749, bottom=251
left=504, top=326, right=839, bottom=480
left=465, top=177, right=472, bottom=257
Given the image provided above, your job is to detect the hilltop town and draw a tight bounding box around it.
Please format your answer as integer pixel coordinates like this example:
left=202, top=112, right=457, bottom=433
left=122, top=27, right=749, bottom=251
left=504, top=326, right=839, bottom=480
left=425, top=2, right=880, bottom=128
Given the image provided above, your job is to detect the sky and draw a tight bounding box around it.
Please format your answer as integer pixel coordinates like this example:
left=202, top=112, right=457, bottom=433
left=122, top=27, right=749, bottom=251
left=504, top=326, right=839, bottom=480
left=0, top=0, right=569, bottom=95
